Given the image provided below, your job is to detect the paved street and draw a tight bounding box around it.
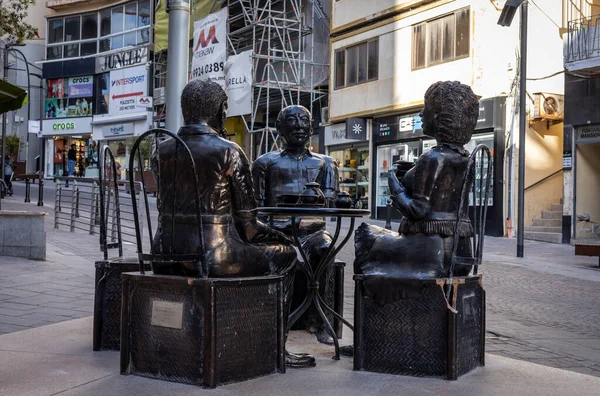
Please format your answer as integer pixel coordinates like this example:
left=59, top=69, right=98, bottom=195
left=1, top=181, right=600, bottom=378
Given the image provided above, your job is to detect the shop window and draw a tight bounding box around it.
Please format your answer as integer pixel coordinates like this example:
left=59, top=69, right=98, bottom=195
left=81, top=13, right=98, bottom=40
left=138, top=0, right=151, bottom=27
left=81, top=42, right=97, bottom=56
left=45, top=76, right=94, bottom=119
left=111, top=7, right=124, bottom=34
left=412, top=8, right=470, bottom=70
left=48, top=19, right=64, bottom=44
left=334, top=38, right=379, bottom=89
left=95, top=73, right=110, bottom=115
left=46, top=1, right=151, bottom=60
left=46, top=46, right=62, bottom=60
left=100, top=9, right=111, bottom=36
left=334, top=50, right=345, bottom=89
left=64, top=16, right=81, bottom=41
left=125, top=3, right=138, bottom=31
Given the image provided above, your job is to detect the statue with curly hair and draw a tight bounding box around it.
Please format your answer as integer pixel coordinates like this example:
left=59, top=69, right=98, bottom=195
left=353, top=81, right=480, bottom=304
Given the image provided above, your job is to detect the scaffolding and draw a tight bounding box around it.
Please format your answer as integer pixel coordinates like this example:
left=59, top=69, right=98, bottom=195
left=226, top=0, right=330, bottom=160
left=151, top=0, right=330, bottom=160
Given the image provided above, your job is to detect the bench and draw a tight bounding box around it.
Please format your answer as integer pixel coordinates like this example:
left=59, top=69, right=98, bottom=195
left=575, top=243, right=600, bottom=267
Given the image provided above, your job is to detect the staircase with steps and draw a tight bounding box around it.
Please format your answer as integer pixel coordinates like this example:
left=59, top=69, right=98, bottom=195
left=524, top=203, right=563, bottom=244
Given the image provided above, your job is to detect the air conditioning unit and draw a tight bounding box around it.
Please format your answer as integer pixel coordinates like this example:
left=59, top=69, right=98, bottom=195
left=320, top=107, right=330, bottom=126
left=153, top=87, right=166, bottom=105
left=532, top=92, right=564, bottom=120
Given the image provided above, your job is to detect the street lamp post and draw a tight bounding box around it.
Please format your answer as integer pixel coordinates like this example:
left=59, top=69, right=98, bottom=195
left=498, top=0, right=527, bottom=258
left=165, top=0, right=191, bottom=132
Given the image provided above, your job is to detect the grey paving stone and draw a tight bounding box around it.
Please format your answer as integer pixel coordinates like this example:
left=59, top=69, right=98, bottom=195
left=0, top=301, right=38, bottom=311
left=0, top=315, right=50, bottom=327
left=0, top=323, right=28, bottom=334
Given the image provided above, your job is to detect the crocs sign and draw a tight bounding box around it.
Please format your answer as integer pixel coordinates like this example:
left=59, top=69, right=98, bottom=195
left=52, top=122, right=75, bottom=131
left=42, top=117, right=92, bottom=136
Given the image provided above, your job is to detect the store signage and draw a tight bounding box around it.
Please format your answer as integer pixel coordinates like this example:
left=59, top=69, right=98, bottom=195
left=225, top=50, right=252, bottom=117
left=324, top=124, right=364, bottom=146
left=68, top=76, right=93, bottom=98
left=28, top=120, right=40, bottom=134
left=103, top=123, right=135, bottom=137
left=576, top=125, right=600, bottom=144
left=563, top=125, right=573, bottom=170
left=374, top=113, right=423, bottom=142
left=109, top=64, right=148, bottom=116
left=41, top=117, right=92, bottom=136
left=191, top=8, right=227, bottom=87
left=96, top=46, right=149, bottom=73
left=137, top=96, right=153, bottom=108
left=399, top=115, right=421, bottom=132
left=345, top=117, right=367, bottom=140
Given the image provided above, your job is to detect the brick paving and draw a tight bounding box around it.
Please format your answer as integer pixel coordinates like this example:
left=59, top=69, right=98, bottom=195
left=1, top=181, right=600, bottom=378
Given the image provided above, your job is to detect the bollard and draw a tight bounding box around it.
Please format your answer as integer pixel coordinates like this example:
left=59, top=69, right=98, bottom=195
left=70, top=182, right=77, bottom=232
left=384, top=199, right=392, bottom=230
left=54, top=183, right=61, bottom=229
left=24, top=177, right=31, bottom=203
left=75, top=184, right=80, bottom=218
left=37, top=173, right=44, bottom=206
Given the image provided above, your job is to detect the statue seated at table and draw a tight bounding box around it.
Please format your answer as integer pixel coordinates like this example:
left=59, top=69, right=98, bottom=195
left=252, top=105, right=339, bottom=345
left=151, top=79, right=296, bottom=280
left=354, top=81, right=479, bottom=305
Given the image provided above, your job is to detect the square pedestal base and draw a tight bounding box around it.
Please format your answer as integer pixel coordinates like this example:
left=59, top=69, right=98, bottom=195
left=120, top=272, right=285, bottom=388
left=353, top=275, right=485, bottom=380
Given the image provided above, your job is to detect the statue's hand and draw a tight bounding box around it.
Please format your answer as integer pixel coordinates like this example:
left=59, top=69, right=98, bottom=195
left=388, top=165, right=405, bottom=195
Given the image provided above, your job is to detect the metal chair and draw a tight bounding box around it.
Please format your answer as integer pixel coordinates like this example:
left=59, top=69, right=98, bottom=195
left=93, top=145, right=145, bottom=351
left=120, top=129, right=285, bottom=388
left=353, top=144, right=492, bottom=380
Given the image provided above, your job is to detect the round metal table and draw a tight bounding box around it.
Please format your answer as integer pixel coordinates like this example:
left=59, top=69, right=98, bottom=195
left=258, top=207, right=369, bottom=360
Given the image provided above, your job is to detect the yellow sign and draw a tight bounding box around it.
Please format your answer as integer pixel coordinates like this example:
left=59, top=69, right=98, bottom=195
left=154, top=0, right=222, bottom=52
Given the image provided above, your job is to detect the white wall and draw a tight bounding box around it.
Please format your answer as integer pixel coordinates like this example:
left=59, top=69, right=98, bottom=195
left=330, top=0, right=565, bottom=121
left=332, top=0, right=442, bottom=30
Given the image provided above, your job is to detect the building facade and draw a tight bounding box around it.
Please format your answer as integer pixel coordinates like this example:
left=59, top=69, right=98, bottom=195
left=1, top=0, right=52, bottom=174
left=41, top=0, right=153, bottom=178
left=563, top=0, right=600, bottom=243
left=328, top=0, right=565, bottom=238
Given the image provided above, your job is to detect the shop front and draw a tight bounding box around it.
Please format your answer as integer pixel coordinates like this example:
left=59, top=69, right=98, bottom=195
left=371, top=97, right=506, bottom=236
left=42, top=117, right=94, bottom=178
left=91, top=50, right=152, bottom=180
left=324, top=123, right=370, bottom=210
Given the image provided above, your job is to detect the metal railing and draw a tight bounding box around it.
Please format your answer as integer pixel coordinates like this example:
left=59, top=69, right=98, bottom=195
left=566, top=14, right=600, bottom=63
left=53, top=177, right=146, bottom=247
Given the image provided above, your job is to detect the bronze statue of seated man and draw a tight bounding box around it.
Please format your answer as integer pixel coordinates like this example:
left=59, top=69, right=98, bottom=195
left=252, top=105, right=339, bottom=345
left=151, top=79, right=297, bottom=278
left=151, top=79, right=313, bottom=367
left=354, top=81, right=479, bottom=305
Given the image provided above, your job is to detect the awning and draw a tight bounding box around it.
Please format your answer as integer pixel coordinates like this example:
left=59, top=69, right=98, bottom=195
left=0, top=80, right=28, bottom=114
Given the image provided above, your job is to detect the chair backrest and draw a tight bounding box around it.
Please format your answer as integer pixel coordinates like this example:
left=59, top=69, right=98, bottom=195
left=449, top=144, right=493, bottom=277
left=99, top=145, right=123, bottom=260
left=128, top=128, right=205, bottom=276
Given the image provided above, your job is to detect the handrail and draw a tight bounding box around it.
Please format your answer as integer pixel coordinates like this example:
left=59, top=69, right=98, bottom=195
left=524, top=169, right=563, bottom=191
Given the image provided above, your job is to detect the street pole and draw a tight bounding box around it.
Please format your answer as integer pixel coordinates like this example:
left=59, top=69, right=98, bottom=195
left=38, top=77, right=44, bottom=206
left=165, top=0, right=191, bottom=132
left=517, top=1, right=528, bottom=258
left=1, top=47, right=9, bottom=187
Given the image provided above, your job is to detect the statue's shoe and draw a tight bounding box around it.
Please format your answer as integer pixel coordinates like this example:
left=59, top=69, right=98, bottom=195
left=339, top=345, right=354, bottom=357
left=286, top=351, right=316, bottom=368
left=315, top=328, right=334, bottom=345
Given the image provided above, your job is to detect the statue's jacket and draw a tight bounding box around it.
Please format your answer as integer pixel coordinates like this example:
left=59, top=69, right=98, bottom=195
left=151, top=124, right=296, bottom=277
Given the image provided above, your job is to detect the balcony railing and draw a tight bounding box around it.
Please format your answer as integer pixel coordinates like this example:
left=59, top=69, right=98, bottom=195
left=565, top=15, right=600, bottom=65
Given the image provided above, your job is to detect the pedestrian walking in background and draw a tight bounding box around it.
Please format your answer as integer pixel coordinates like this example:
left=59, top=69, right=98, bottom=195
left=3, top=155, right=14, bottom=196
left=68, top=144, right=77, bottom=176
